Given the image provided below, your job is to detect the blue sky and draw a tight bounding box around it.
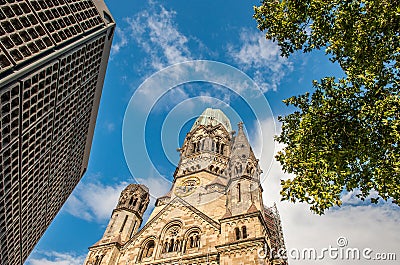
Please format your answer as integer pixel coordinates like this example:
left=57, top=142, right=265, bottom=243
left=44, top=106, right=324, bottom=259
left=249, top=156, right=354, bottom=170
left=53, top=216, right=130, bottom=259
left=26, top=1, right=400, bottom=264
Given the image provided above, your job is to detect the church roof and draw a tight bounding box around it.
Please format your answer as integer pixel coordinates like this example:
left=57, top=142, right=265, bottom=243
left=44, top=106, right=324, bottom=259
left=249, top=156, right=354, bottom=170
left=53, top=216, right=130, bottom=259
left=230, top=122, right=255, bottom=161
left=206, top=177, right=226, bottom=187
left=221, top=208, right=232, bottom=218
left=190, top=108, right=232, bottom=133
left=247, top=203, right=258, bottom=213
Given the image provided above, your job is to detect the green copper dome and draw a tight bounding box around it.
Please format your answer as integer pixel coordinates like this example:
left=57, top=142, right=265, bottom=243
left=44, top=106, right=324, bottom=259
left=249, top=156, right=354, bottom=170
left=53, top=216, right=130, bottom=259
left=191, top=108, right=232, bottom=132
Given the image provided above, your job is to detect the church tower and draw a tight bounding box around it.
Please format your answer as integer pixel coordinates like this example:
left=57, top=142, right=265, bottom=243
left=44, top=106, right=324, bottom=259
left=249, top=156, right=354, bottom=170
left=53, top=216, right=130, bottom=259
left=84, top=108, right=287, bottom=265
left=84, top=184, right=150, bottom=265
left=225, top=122, right=264, bottom=216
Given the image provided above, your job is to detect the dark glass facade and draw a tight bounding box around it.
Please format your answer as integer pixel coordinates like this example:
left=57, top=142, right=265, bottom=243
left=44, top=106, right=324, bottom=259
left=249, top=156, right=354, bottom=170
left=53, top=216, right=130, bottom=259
left=0, top=1, right=115, bottom=264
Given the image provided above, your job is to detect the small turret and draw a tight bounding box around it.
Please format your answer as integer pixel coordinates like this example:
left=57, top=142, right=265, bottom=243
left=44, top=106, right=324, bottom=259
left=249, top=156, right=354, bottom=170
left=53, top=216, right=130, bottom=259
left=104, top=184, right=150, bottom=243
left=84, top=184, right=149, bottom=265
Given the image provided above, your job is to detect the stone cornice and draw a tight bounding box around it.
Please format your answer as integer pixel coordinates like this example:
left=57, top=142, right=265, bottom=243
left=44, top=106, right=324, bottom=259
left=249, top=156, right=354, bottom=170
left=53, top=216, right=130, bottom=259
left=215, top=236, right=266, bottom=252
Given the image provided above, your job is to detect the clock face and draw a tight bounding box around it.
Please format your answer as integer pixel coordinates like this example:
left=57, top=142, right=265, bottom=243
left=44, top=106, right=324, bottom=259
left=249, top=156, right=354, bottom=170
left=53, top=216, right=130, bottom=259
left=175, top=177, right=200, bottom=197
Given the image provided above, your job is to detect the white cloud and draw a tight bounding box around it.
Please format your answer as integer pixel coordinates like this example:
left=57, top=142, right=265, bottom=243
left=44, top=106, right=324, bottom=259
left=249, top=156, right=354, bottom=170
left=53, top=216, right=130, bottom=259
left=126, top=3, right=192, bottom=71
left=26, top=251, right=85, bottom=265
left=104, top=121, right=116, bottom=133
left=136, top=172, right=170, bottom=200
left=228, top=29, right=292, bottom=92
left=111, top=27, right=128, bottom=55
left=254, top=118, right=400, bottom=264
left=64, top=180, right=128, bottom=222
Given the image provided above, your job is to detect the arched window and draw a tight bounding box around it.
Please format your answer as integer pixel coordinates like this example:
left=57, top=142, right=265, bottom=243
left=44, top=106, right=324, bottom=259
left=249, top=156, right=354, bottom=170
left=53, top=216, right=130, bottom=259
left=235, top=164, right=243, bottom=175
left=138, top=239, right=156, bottom=262
left=242, top=226, right=247, bottom=239
left=184, top=228, right=201, bottom=252
left=188, top=232, right=200, bottom=248
left=144, top=240, right=155, bottom=258
left=246, top=163, right=255, bottom=175
left=235, top=227, right=241, bottom=240
left=162, top=224, right=182, bottom=253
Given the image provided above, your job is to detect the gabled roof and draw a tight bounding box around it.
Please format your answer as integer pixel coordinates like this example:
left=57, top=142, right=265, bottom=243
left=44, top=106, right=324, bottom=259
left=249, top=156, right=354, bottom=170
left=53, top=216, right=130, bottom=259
left=122, top=196, right=221, bottom=249
left=206, top=176, right=226, bottom=187
left=221, top=208, right=232, bottom=218
left=247, top=202, right=258, bottom=213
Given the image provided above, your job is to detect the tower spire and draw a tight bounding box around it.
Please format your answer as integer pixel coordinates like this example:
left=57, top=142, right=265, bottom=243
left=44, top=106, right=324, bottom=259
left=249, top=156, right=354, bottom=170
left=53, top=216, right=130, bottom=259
left=226, top=122, right=263, bottom=216
left=229, top=122, right=258, bottom=177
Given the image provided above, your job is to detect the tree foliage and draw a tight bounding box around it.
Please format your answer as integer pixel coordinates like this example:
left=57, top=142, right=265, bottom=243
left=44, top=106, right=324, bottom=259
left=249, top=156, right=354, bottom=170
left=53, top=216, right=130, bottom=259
left=254, top=0, right=400, bottom=214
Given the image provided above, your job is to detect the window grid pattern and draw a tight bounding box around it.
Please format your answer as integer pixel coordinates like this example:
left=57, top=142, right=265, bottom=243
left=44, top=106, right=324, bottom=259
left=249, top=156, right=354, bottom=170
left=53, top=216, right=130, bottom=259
left=0, top=83, right=19, bottom=151
left=0, top=0, right=108, bottom=77
left=0, top=178, right=20, bottom=265
left=20, top=150, right=50, bottom=211
left=0, top=0, right=53, bottom=63
left=56, top=45, right=85, bottom=103
left=20, top=185, right=47, bottom=262
left=64, top=110, right=91, bottom=197
left=0, top=1, right=112, bottom=263
left=77, top=75, right=97, bottom=116
left=0, top=140, right=19, bottom=202
left=82, top=34, right=105, bottom=83
left=21, top=61, right=58, bottom=132
left=52, top=46, right=85, bottom=143
left=21, top=112, right=53, bottom=174
left=65, top=0, right=104, bottom=32
left=2, top=183, right=19, bottom=232
left=0, top=219, right=21, bottom=265
left=47, top=116, right=73, bottom=223
left=52, top=90, right=78, bottom=142
left=27, top=0, right=82, bottom=45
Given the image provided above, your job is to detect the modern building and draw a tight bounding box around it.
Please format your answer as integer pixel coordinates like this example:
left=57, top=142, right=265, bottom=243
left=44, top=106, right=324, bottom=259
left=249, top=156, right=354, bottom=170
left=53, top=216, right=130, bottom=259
left=0, top=1, right=115, bottom=264
left=84, top=108, right=287, bottom=265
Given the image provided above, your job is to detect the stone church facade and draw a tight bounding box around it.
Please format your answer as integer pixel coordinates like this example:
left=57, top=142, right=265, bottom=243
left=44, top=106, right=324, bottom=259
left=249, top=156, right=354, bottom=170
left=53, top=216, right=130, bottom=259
left=84, top=108, right=287, bottom=265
